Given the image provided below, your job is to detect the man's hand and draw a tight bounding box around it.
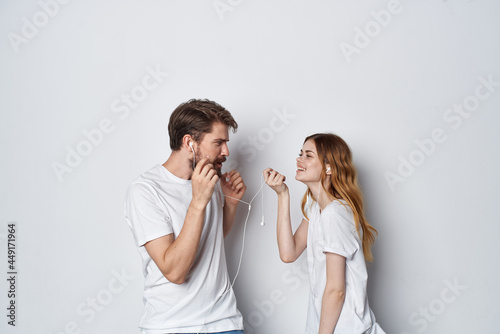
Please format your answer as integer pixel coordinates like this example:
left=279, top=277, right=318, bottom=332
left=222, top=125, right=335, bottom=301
left=221, top=169, right=246, bottom=236
left=191, top=158, right=219, bottom=210
left=221, top=170, right=246, bottom=206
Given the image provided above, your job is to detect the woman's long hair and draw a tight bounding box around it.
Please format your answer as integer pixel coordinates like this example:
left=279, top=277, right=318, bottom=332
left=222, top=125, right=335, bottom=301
left=300, top=133, right=378, bottom=262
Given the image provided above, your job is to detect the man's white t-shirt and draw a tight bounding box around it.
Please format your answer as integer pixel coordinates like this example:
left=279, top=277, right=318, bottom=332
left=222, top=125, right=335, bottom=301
left=305, top=200, right=385, bottom=334
left=124, top=165, right=243, bottom=334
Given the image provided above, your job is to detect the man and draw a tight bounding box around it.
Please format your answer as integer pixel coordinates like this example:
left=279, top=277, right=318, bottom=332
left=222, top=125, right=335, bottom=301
left=125, top=99, right=246, bottom=334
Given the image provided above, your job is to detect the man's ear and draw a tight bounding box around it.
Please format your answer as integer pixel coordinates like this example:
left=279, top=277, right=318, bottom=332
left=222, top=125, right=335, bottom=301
left=183, top=135, right=194, bottom=151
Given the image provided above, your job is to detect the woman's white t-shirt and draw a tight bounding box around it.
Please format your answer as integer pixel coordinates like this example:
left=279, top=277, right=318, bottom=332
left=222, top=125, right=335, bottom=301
left=305, top=200, right=385, bottom=334
left=124, top=165, right=243, bottom=334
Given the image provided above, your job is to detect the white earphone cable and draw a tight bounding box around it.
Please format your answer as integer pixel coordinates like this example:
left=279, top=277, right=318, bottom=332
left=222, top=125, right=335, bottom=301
left=196, top=175, right=265, bottom=334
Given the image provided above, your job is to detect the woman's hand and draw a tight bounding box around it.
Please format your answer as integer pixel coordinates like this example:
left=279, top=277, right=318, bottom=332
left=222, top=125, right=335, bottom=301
left=263, top=168, right=288, bottom=195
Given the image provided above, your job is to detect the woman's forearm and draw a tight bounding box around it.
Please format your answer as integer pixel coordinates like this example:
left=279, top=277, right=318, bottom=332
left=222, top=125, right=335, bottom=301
left=318, top=286, right=345, bottom=334
left=276, top=190, right=296, bottom=262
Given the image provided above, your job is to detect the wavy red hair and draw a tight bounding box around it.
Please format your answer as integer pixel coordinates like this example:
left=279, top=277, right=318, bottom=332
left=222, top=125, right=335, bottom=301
left=301, top=133, right=378, bottom=262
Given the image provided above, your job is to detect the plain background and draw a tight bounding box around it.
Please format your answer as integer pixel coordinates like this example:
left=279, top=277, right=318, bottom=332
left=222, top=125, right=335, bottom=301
left=1, top=0, right=499, bottom=333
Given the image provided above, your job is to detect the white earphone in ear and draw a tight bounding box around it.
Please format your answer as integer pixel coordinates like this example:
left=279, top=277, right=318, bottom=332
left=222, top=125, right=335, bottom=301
left=326, top=167, right=331, bottom=173
left=189, top=141, right=193, bottom=148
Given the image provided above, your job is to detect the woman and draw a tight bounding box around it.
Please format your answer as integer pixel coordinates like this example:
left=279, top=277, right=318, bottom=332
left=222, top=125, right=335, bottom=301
left=263, top=133, right=385, bottom=334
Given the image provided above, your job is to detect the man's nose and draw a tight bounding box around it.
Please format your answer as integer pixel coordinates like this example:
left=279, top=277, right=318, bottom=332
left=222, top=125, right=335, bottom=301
left=222, top=142, right=229, bottom=156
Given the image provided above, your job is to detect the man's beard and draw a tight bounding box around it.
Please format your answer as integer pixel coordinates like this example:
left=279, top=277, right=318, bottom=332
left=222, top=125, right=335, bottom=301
left=191, top=150, right=225, bottom=177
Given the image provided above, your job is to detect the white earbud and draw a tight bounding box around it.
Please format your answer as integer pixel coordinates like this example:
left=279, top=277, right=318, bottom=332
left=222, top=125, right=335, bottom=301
left=326, top=167, right=331, bottom=173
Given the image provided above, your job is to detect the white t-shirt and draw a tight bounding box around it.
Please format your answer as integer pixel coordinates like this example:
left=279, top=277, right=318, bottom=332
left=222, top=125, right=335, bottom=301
left=305, top=200, right=385, bottom=334
left=124, top=165, right=243, bottom=334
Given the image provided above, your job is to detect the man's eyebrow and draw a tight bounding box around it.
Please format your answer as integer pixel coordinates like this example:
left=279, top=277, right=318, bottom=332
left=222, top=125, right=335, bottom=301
left=213, top=138, right=229, bottom=142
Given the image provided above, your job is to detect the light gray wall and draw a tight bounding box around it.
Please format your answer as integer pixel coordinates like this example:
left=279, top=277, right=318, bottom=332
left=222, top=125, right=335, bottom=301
left=1, top=1, right=499, bottom=333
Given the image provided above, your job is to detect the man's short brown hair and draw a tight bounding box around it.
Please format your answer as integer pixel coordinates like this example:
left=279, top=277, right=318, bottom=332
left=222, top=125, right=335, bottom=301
left=168, top=99, right=238, bottom=151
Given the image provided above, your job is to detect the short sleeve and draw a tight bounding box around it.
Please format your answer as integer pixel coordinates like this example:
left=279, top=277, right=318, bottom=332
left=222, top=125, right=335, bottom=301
left=320, top=207, right=359, bottom=260
left=124, top=182, right=173, bottom=247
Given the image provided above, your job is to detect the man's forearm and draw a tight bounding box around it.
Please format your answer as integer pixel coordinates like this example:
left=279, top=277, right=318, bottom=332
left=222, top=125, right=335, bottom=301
left=223, top=201, right=239, bottom=237
left=161, top=203, right=206, bottom=284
